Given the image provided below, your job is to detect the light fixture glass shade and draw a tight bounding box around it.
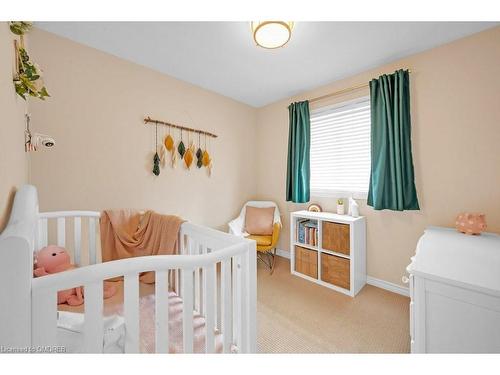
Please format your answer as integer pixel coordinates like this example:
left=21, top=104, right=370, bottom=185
left=251, top=21, right=294, bottom=49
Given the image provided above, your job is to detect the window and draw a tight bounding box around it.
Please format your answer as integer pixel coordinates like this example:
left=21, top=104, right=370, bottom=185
left=310, top=97, right=371, bottom=198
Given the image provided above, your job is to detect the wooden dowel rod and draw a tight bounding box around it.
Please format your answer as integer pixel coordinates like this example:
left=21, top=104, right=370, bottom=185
left=144, top=117, right=218, bottom=138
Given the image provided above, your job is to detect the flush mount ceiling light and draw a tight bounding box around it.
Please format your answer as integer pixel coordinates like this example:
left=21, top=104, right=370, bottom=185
left=251, top=21, right=294, bottom=49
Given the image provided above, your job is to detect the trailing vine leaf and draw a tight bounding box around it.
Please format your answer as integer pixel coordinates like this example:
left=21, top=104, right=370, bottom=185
left=10, top=21, right=50, bottom=101
left=9, top=21, right=32, bottom=36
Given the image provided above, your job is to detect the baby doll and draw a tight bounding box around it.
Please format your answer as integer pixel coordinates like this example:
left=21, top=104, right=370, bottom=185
left=34, top=245, right=116, bottom=306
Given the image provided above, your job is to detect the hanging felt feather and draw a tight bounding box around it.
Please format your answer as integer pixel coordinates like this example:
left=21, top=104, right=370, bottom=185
left=196, top=132, right=203, bottom=168
left=178, top=129, right=185, bottom=157
left=206, top=135, right=213, bottom=176
left=207, top=160, right=212, bottom=177
left=159, top=143, right=167, bottom=168
left=171, top=148, right=178, bottom=168
left=159, top=125, right=167, bottom=168
left=152, top=122, right=160, bottom=176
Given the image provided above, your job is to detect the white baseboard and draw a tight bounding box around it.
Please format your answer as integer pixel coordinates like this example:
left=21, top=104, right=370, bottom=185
left=275, top=249, right=409, bottom=297
left=276, top=248, right=290, bottom=259
left=366, top=276, right=409, bottom=297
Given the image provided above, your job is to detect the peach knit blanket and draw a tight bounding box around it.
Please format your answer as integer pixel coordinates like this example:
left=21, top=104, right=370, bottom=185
left=100, top=209, right=185, bottom=283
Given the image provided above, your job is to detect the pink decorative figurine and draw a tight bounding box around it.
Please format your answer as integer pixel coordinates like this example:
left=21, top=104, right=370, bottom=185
left=34, top=245, right=116, bottom=305
left=455, top=213, right=487, bottom=235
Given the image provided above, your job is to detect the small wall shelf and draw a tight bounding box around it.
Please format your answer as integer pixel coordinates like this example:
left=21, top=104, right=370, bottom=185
left=290, top=210, right=366, bottom=297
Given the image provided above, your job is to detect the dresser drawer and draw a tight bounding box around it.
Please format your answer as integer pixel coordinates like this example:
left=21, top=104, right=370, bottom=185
left=322, top=221, right=350, bottom=255
left=295, top=246, right=318, bottom=279
left=321, top=253, right=350, bottom=290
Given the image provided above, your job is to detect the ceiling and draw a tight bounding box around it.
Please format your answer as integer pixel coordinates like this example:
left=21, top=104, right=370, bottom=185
left=36, top=22, right=496, bottom=107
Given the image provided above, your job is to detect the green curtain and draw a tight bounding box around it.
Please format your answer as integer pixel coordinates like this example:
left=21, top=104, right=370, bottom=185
left=367, top=69, right=420, bottom=211
left=286, top=101, right=310, bottom=203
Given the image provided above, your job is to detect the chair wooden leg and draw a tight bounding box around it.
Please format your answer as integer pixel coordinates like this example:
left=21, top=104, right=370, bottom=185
left=257, top=249, right=276, bottom=275
left=269, top=248, right=276, bottom=275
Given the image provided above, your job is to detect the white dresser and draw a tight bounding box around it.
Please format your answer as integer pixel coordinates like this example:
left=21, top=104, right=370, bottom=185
left=407, top=226, right=500, bottom=353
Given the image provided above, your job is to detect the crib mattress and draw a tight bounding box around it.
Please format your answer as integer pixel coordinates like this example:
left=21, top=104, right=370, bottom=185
left=58, top=281, right=223, bottom=353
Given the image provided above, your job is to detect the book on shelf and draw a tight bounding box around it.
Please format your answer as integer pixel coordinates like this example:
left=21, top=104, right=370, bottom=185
left=296, top=219, right=318, bottom=247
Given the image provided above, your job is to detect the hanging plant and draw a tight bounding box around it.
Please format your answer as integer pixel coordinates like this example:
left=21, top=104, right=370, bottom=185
left=9, top=21, right=32, bottom=35
left=10, top=21, right=50, bottom=101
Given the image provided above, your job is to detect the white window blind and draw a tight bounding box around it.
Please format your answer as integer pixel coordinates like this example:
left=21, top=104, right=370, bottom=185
left=310, top=97, right=371, bottom=197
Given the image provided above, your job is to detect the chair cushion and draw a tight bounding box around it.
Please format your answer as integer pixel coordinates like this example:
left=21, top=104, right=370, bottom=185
left=245, top=206, right=275, bottom=235
left=246, top=234, right=273, bottom=247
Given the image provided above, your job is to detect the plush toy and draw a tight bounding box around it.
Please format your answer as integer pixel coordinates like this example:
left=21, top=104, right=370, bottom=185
left=34, top=245, right=116, bottom=306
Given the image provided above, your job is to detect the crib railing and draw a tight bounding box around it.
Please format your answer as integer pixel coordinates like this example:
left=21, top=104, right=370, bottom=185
left=32, top=212, right=256, bottom=353
left=37, top=211, right=100, bottom=266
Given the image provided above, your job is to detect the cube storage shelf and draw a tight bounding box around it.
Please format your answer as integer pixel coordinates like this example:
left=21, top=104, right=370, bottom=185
left=290, top=210, right=366, bottom=297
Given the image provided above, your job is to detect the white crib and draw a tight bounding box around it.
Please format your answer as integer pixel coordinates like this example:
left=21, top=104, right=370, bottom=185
left=0, top=185, right=257, bottom=353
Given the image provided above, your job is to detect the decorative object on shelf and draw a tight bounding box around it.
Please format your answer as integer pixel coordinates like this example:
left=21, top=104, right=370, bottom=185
left=348, top=197, right=359, bottom=218
left=152, top=121, right=160, bottom=176
left=10, top=21, right=50, bottom=101
left=307, top=203, right=322, bottom=213
left=196, top=132, right=203, bottom=168
left=251, top=21, right=294, bottom=49
left=336, top=199, right=345, bottom=215
left=455, top=213, right=487, bottom=235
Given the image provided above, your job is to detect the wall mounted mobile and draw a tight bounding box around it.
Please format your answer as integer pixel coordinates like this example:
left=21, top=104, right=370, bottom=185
left=144, top=116, right=216, bottom=176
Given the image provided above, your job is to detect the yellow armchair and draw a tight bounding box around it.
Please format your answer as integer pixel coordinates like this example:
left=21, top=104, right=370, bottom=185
left=228, top=201, right=281, bottom=274
left=247, top=223, right=281, bottom=252
left=246, top=223, right=281, bottom=274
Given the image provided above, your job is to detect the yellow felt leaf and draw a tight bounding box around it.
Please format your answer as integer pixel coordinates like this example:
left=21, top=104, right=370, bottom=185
left=164, top=134, right=174, bottom=151
left=184, top=149, right=194, bottom=169
left=202, top=150, right=211, bottom=167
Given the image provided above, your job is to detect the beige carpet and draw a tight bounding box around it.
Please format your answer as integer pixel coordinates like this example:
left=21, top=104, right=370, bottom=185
left=257, top=256, right=410, bottom=353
